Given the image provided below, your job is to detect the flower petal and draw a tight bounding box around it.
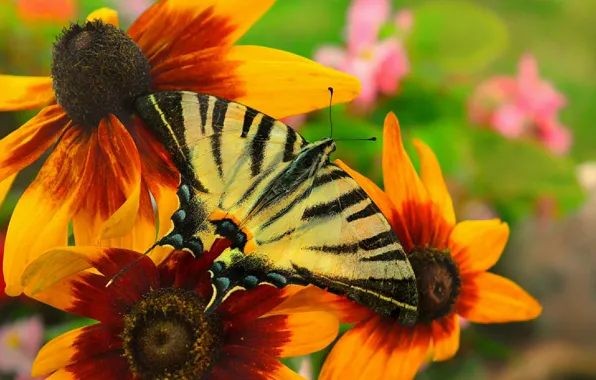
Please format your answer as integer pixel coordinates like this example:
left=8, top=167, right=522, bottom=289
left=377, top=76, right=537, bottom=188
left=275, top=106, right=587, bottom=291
left=450, top=219, right=509, bottom=274
left=45, top=352, right=132, bottom=380
left=457, top=272, right=542, bottom=323
left=218, top=286, right=287, bottom=324
left=3, top=128, right=94, bottom=296
left=0, top=105, right=68, bottom=182
left=0, top=75, right=54, bottom=111
left=270, top=284, right=374, bottom=325
left=0, top=174, right=16, bottom=208
left=320, top=315, right=431, bottom=380
left=86, top=7, right=119, bottom=27
left=347, top=0, right=390, bottom=55
left=227, top=311, right=338, bottom=358
left=72, top=116, right=146, bottom=250
left=412, top=139, right=455, bottom=227
left=211, top=345, right=303, bottom=380
left=32, top=324, right=121, bottom=377
left=335, top=159, right=413, bottom=250
left=431, top=313, right=460, bottom=361
left=152, top=45, right=361, bottom=119
left=129, top=0, right=275, bottom=64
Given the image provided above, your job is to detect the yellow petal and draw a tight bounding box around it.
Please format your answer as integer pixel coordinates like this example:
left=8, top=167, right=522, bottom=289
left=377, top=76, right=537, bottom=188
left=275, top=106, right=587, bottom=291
left=0, top=174, right=16, bottom=208
left=0, top=75, right=54, bottom=111
left=3, top=129, right=94, bottom=296
left=431, top=314, right=460, bottom=361
left=450, top=219, right=509, bottom=274
left=457, top=272, right=542, bottom=323
left=86, top=7, right=119, bottom=27
left=413, top=139, right=455, bottom=226
left=153, top=45, right=361, bottom=119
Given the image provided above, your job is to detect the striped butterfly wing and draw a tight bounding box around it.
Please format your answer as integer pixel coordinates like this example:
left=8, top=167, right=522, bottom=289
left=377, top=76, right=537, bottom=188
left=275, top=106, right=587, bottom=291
left=135, top=91, right=308, bottom=255
left=207, top=163, right=418, bottom=326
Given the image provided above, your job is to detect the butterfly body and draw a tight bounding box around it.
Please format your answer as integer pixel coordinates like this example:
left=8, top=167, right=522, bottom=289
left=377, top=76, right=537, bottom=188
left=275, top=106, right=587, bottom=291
left=135, top=91, right=419, bottom=326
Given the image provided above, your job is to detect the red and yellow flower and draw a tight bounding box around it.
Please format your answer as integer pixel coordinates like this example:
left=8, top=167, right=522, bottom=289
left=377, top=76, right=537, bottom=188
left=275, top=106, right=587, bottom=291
left=295, top=113, right=541, bottom=379
left=21, top=240, right=338, bottom=379
left=0, top=0, right=360, bottom=296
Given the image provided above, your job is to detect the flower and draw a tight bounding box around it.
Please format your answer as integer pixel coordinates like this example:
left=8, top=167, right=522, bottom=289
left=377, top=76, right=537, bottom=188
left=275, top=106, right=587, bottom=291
left=315, top=0, right=411, bottom=111
left=468, top=53, right=571, bottom=154
left=0, top=316, right=44, bottom=378
left=0, top=231, right=6, bottom=303
left=20, top=242, right=338, bottom=379
left=308, top=113, right=541, bottom=379
left=16, top=0, right=77, bottom=23
left=1, top=0, right=361, bottom=296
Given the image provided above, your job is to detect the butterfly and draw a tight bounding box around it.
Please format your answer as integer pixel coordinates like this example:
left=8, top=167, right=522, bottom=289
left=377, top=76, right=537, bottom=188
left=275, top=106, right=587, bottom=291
left=134, top=90, right=419, bottom=326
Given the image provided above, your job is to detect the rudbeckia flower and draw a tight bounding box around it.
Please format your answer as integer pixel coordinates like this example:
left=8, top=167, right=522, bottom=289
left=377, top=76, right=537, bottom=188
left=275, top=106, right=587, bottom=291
left=305, top=113, right=541, bottom=379
left=0, top=0, right=361, bottom=296
left=21, top=241, right=338, bottom=379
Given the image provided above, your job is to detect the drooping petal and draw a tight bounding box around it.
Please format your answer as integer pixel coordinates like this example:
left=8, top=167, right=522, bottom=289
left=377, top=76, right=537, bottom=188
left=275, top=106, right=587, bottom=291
left=335, top=159, right=414, bottom=249
left=152, top=45, right=361, bottom=119
left=72, top=116, right=145, bottom=250
left=86, top=7, right=119, bottom=27
left=450, top=219, right=509, bottom=274
left=210, top=345, right=303, bottom=380
left=457, top=272, right=542, bottom=323
left=45, top=352, right=132, bottom=380
left=382, top=113, right=436, bottom=247
left=22, top=247, right=159, bottom=323
left=271, top=284, right=374, bottom=325
left=32, top=324, right=122, bottom=377
left=226, top=311, right=338, bottom=357
left=431, top=313, right=460, bottom=361
left=3, top=128, right=94, bottom=296
left=320, top=315, right=431, bottom=380
left=0, top=105, right=68, bottom=182
left=346, top=0, right=390, bottom=55
left=133, top=120, right=180, bottom=263
left=412, top=139, right=455, bottom=227
left=0, top=174, right=16, bottom=208
left=0, top=75, right=54, bottom=111
left=129, top=0, right=275, bottom=64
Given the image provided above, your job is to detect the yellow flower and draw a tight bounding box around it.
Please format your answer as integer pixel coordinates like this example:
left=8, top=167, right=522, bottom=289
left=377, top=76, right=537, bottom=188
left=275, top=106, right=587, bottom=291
left=291, top=113, right=541, bottom=380
left=20, top=241, right=338, bottom=379
left=0, top=0, right=360, bottom=296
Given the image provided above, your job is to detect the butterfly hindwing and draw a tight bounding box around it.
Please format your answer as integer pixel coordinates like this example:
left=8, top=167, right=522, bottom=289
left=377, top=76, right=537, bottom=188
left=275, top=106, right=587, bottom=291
left=135, top=91, right=419, bottom=326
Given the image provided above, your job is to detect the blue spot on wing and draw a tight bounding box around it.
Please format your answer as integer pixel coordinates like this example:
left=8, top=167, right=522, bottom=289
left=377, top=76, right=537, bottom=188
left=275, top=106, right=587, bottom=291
left=265, top=272, right=288, bottom=287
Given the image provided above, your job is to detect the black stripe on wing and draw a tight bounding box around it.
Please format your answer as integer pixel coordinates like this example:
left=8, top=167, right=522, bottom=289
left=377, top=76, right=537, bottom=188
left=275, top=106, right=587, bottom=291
left=250, top=115, right=275, bottom=177
left=210, top=98, right=228, bottom=178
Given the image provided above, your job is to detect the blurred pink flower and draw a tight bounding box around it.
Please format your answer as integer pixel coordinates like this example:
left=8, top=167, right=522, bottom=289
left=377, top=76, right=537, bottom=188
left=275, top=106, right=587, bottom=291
left=468, top=54, right=571, bottom=154
left=0, top=316, right=44, bottom=378
left=315, top=0, right=412, bottom=111
left=280, top=114, right=308, bottom=130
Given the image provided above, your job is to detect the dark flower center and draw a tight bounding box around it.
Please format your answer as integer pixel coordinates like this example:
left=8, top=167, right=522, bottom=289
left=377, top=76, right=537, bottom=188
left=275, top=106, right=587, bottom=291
left=51, top=20, right=151, bottom=127
left=408, top=247, right=461, bottom=324
left=122, top=288, right=223, bottom=379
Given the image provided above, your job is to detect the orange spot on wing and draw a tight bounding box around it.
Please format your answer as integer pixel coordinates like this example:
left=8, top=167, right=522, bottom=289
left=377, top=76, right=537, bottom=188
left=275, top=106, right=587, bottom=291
left=208, top=209, right=256, bottom=254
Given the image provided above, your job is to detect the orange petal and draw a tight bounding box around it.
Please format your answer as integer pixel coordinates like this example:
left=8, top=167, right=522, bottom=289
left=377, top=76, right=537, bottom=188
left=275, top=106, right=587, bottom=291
left=412, top=139, right=455, bottom=227
left=32, top=324, right=121, bottom=377
left=431, top=313, right=460, bottom=361
left=129, top=0, right=274, bottom=63
left=457, top=272, right=542, bottom=323
left=3, top=128, right=95, bottom=296
left=320, top=315, right=431, bottom=380
left=450, top=219, right=509, bottom=274
left=335, top=159, right=414, bottom=250
left=212, top=345, right=304, bottom=380
left=0, top=174, right=16, bottom=208
left=0, top=105, right=69, bottom=182
left=86, top=7, right=119, bottom=27
left=382, top=113, right=440, bottom=248
left=270, top=285, right=373, bottom=325
left=152, top=45, right=361, bottom=119
left=0, top=75, right=54, bottom=111
left=227, top=311, right=338, bottom=357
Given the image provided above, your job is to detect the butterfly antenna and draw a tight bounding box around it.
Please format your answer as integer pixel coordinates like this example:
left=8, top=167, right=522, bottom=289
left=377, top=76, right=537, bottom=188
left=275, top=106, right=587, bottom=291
left=105, top=239, right=162, bottom=288
left=335, top=136, right=377, bottom=142
left=328, top=87, right=334, bottom=138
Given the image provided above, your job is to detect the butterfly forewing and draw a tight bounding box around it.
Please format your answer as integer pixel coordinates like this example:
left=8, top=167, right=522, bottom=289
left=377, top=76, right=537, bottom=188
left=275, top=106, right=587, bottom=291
left=134, top=91, right=419, bottom=326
